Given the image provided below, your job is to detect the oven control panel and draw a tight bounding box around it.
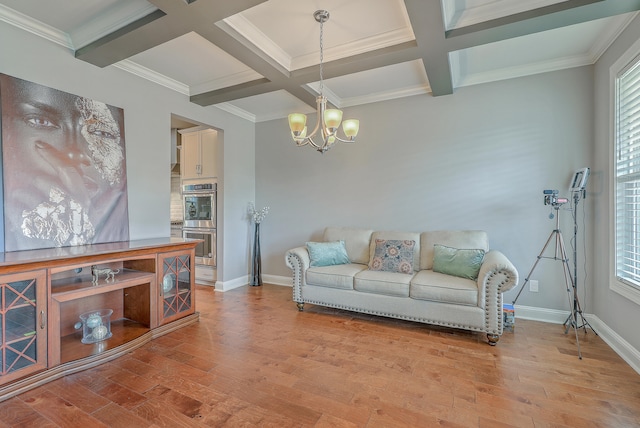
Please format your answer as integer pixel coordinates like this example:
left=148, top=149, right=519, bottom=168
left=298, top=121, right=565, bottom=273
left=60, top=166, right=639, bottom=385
left=183, top=183, right=216, bottom=192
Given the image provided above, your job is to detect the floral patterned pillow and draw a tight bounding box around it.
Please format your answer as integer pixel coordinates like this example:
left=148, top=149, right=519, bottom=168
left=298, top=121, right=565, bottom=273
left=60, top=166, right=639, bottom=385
left=369, top=239, right=415, bottom=274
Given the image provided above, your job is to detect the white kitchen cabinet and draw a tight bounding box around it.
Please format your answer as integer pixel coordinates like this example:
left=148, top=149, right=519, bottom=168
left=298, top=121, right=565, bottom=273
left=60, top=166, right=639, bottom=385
left=180, top=128, right=217, bottom=180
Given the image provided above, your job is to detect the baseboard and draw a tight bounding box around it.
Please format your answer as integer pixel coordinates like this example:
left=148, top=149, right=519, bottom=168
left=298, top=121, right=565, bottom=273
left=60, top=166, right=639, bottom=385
left=263, top=274, right=291, bottom=287
left=513, top=304, right=570, bottom=324
left=515, top=305, right=640, bottom=374
left=585, top=314, right=640, bottom=375
left=214, top=275, right=248, bottom=292
left=212, top=274, right=291, bottom=291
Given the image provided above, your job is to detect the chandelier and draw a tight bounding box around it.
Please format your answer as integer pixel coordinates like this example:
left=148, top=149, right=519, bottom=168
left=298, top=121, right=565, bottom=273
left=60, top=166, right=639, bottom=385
left=288, top=10, right=360, bottom=154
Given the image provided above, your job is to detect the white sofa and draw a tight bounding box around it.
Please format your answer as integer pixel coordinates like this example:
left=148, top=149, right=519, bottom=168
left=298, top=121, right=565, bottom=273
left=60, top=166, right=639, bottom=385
left=285, top=227, right=519, bottom=344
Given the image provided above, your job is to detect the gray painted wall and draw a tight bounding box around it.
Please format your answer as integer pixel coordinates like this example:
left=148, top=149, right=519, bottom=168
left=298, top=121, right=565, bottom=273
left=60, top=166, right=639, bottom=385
left=593, top=15, right=640, bottom=352
left=0, top=20, right=256, bottom=284
left=256, top=67, right=593, bottom=312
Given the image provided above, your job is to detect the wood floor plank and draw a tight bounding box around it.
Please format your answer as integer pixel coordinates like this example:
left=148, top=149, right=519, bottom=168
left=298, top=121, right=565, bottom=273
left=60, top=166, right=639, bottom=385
left=42, top=377, right=112, bottom=413
left=2, top=284, right=640, bottom=427
left=0, top=397, right=57, bottom=427
left=18, top=390, right=108, bottom=427
left=91, top=402, right=154, bottom=428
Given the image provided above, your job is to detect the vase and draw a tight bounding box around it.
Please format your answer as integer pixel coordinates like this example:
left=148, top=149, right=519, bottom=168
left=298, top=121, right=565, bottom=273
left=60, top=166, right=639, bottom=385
left=250, top=222, right=262, bottom=286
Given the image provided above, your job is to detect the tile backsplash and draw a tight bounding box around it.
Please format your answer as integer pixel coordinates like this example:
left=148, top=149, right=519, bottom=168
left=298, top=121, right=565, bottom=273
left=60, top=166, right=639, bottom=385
left=170, top=176, right=182, bottom=221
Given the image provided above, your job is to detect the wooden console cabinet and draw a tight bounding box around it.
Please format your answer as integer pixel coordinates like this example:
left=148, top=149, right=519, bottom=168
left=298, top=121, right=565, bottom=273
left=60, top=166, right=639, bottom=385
left=0, top=238, right=199, bottom=401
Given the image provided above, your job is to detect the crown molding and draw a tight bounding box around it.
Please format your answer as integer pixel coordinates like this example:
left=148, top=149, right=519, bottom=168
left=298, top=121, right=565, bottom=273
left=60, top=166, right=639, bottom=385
left=215, top=103, right=256, bottom=123
left=303, top=82, right=343, bottom=107
left=114, top=60, right=189, bottom=95
left=0, top=4, right=70, bottom=48
left=254, top=110, right=288, bottom=123
left=588, top=12, right=638, bottom=63
left=220, top=14, right=292, bottom=71
left=340, top=84, right=432, bottom=108
left=291, top=28, right=415, bottom=71
left=454, top=53, right=594, bottom=88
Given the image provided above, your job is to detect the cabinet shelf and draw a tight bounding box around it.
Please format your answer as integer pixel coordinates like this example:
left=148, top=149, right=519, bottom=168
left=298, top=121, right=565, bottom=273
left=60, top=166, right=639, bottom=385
left=60, top=318, right=149, bottom=364
left=5, top=330, right=36, bottom=346
left=51, top=269, right=155, bottom=301
left=161, top=287, right=191, bottom=299
left=5, top=327, right=37, bottom=344
left=51, top=282, right=154, bottom=366
left=4, top=301, right=36, bottom=310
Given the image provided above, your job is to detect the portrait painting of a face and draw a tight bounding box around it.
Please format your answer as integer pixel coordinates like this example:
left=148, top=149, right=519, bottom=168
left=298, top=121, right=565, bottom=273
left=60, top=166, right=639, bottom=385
left=0, top=74, right=129, bottom=252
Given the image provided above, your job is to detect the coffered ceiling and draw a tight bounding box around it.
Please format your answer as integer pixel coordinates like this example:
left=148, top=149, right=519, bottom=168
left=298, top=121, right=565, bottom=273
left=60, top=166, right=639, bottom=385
left=0, top=0, right=638, bottom=122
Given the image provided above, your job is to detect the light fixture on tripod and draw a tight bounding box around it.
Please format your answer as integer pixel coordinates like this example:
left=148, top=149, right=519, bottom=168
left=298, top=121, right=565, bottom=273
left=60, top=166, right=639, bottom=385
left=566, top=168, right=594, bottom=338
left=288, top=10, right=360, bottom=154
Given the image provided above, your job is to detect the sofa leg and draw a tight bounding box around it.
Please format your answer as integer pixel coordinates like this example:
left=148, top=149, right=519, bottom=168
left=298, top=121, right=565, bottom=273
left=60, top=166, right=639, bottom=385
left=296, top=302, right=304, bottom=312
left=487, top=334, right=500, bottom=346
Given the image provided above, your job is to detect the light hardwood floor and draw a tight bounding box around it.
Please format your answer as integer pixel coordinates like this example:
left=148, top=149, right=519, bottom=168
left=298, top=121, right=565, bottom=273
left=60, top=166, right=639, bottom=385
left=1, top=284, right=639, bottom=427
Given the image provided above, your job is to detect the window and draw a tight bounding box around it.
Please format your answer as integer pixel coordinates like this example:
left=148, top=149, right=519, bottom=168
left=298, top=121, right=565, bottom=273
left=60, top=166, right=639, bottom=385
left=615, top=54, right=640, bottom=297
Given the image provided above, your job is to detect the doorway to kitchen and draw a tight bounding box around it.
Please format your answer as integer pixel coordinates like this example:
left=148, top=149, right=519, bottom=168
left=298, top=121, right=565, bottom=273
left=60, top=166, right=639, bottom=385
left=170, top=114, right=220, bottom=287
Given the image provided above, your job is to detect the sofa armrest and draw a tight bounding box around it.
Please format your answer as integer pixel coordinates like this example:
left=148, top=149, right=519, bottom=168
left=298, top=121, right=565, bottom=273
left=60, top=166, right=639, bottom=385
left=285, top=246, right=310, bottom=303
left=478, top=250, right=519, bottom=294
left=477, top=250, right=519, bottom=335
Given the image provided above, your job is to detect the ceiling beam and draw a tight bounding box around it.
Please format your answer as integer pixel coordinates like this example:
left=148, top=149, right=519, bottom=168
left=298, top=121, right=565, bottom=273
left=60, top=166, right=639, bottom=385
left=404, top=0, right=452, bottom=96
left=75, top=0, right=266, bottom=67
left=291, top=41, right=420, bottom=82
left=190, top=78, right=274, bottom=106
left=445, top=0, right=640, bottom=51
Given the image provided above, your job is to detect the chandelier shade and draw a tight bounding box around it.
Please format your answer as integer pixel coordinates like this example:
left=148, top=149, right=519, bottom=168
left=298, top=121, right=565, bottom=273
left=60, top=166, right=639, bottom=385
left=288, top=10, right=360, bottom=154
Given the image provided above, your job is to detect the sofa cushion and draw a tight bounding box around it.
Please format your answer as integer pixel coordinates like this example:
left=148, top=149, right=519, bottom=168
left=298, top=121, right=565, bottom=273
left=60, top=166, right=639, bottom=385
left=354, top=269, right=412, bottom=297
left=369, top=239, right=415, bottom=273
left=410, top=270, right=478, bottom=306
left=306, top=264, right=368, bottom=290
left=324, top=227, right=374, bottom=265
left=420, top=231, right=488, bottom=270
left=369, top=231, right=421, bottom=272
left=306, top=240, right=350, bottom=267
left=432, top=244, right=485, bottom=280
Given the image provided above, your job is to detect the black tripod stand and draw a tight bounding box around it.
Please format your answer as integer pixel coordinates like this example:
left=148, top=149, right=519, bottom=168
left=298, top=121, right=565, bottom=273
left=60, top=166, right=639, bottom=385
left=512, top=199, right=594, bottom=359
left=565, top=191, right=597, bottom=343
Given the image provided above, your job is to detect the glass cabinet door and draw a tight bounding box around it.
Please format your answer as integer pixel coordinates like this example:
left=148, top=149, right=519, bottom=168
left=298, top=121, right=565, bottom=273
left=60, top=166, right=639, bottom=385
left=0, top=270, right=46, bottom=385
left=159, top=251, right=194, bottom=325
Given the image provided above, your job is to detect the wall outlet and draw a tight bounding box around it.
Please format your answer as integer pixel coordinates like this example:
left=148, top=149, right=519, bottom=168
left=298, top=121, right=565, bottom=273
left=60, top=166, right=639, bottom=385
left=529, top=280, right=539, bottom=292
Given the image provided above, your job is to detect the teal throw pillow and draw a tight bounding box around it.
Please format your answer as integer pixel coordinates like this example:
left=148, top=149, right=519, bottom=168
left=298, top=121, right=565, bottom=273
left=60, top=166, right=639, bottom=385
left=306, top=241, right=350, bottom=267
left=369, top=239, right=415, bottom=274
left=432, top=244, right=485, bottom=280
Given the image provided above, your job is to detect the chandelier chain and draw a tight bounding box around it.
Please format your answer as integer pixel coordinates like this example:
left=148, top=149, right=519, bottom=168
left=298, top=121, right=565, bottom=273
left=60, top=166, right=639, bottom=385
left=319, top=17, right=324, bottom=95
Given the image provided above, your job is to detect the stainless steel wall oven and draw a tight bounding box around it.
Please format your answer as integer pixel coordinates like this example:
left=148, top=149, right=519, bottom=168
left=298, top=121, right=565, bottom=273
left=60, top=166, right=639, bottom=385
left=183, top=228, right=216, bottom=266
left=182, top=182, right=216, bottom=266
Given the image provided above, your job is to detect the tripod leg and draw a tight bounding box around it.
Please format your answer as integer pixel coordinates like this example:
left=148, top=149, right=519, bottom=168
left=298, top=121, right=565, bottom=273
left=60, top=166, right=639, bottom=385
left=571, top=289, right=598, bottom=336
left=512, top=229, right=558, bottom=305
left=557, top=230, right=582, bottom=359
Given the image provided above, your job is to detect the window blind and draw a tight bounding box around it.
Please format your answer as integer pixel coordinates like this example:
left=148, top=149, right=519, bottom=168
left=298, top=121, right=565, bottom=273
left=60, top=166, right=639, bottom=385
left=616, top=57, right=640, bottom=287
